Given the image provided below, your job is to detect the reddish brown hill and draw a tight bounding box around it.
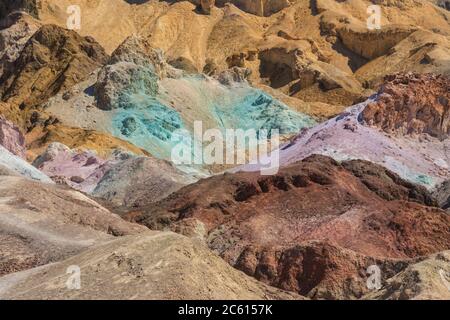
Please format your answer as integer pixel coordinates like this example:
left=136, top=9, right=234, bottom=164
left=362, top=73, right=450, bottom=138
left=128, top=155, right=450, bottom=298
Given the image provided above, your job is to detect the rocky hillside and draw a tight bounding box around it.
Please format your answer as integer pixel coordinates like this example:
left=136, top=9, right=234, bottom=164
left=362, top=73, right=450, bottom=138
left=0, top=24, right=108, bottom=109
left=0, top=231, right=301, bottom=300
left=0, top=0, right=448, bottom=301
left=128, top=154, right=449, bottom=298
left=239, top=73, right=450, bottom=188
left=0, top=175, right=145, bottom=276
left=24, top=0, right=450, bottom=113
left=33, top=142, right=193, bottom=207
left=364, top=250, right=450, bottom=300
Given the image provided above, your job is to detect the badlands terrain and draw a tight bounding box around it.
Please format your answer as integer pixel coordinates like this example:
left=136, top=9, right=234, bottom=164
left=0, top=0, right=449, bottom=300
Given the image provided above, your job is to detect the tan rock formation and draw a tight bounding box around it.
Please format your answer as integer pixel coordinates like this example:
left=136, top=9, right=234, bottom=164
left=25, top=123, right=150, bottom=161
left=0, top=12, right=41, bottom=80
left=0, top=175, right=145, bottom=276
left=356, top=30, right=450, bottom=88
left=0, top=231, right=302, bottom=300
left=0, top=24, right=108, bottom=109
left=216, top=0, right=291, bottom=17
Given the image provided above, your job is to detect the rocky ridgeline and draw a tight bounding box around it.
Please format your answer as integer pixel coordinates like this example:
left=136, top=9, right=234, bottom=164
left=363, top=73, right=450, bottom=138
left=33, top=142, right=191, bottom=207
left=0, top=0, right=39, bottom=21
left=87, top=35, right=315, bottom=163
left=2, top=0, right=448, bottom=117
left=95, top=36, right=180, bottom=111
left=0, top=1, right=449, bottom=301
left=0, top=114, right=25, bottom=158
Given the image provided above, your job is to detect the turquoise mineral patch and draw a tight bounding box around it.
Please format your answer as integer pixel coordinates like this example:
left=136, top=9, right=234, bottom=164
left=213, top=89, right=316, bottom=136
left=110, top=71, right=316, bottom=165
left=112, top=99, right=187, bottom=159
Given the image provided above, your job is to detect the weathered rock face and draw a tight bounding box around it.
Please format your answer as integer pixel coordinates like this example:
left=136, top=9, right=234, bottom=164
left=0, top=231, right=302, bottom=300
left=128, top=155, right=449, bottom=298
left=32, top=142, right=115, bottom=193
left=234, top=240, right=411, bottom=299
left=0, top=12, right=41, bottom=80
left=108, top=36, right=178, bottom=78
left=333, top=25, right=416, bottom=60
left=95, top=36, right=179, bottom=111
left=432, top=179, right=450, bottom=211
left=258, top=42, right=364, bottom=106
left=0, top=144, right=52, bottom=182
left=191, top=0, right=290, bottom=16
left=362, top=73, right=450, bottom=138
left=31, top=142, right=192, bottom=207
left=364, top=250, right=450, bottom=300
left=356, top=29, right=450, bottom=87
left=0, top=0, right=39, bottom=21
left=26, top=123, right=149, bottom=162
left=0, top=24, right=108, bottom=108
left=216, top=0, right=291, bottom=17
left=0, top=175, right=145, bottom=276
left=216, top=66, right=252, bottom=85
left=200, top=0, right=216, bottom=15
left=0, top=115, right=25, bottom=158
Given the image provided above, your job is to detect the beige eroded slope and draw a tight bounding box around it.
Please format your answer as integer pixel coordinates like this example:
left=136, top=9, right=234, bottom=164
left=0, top=175, right=145, bottom=276
left=0, top=231, right=303, bottom=300
left=37, top=0, right=169, bottom=54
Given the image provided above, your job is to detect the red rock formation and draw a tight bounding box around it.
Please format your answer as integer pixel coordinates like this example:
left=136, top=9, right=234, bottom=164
left=362, top=73, right=450, bottom=138
left=234, top=241, right=409, bottom=299
left=128, top=155, right=449, bottom=298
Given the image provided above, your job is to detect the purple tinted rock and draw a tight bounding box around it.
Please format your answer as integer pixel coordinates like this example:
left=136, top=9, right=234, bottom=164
left=32, top=143, right=109, bottom=192
left=0, top=116, right=26, bottom=158
left=236, top=100, right=450, bottom=189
